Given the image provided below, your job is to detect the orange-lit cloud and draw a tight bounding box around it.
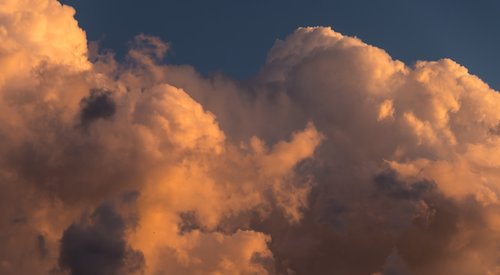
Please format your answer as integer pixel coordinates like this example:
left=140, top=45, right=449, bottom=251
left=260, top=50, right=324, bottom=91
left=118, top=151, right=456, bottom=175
left=1, top=1, right=500, bottom=275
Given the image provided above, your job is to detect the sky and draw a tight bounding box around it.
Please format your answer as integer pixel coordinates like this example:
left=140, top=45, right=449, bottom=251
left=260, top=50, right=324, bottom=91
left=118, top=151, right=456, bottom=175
left=61, top=0, right=500, bottom=89
left=2, top=0, right=500, bottom=274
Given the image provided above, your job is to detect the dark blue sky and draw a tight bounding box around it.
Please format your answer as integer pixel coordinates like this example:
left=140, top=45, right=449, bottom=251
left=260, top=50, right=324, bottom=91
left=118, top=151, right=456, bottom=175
left=61, top=0, right=500, bottom=89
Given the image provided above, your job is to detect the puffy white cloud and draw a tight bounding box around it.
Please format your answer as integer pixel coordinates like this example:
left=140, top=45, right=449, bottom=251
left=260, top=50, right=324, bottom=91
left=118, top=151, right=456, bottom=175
left=0, top=0, right=88, bottom=90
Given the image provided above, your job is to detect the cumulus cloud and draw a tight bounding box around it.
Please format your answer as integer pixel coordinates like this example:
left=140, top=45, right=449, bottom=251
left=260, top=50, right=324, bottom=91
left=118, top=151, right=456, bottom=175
left=1, top=1, right=500, bottom=275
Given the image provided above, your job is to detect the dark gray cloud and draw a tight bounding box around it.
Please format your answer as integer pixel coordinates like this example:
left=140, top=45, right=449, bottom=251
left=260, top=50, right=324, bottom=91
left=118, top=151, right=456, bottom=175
left=37, top=234, right=48, bottom=259
left=177, top=211, right=201, bottom=235
left=59, top=204, right=144, bottom=275
left=80, top=90, right=116, bottom=127
left=374, top=170, right=435, bottom=201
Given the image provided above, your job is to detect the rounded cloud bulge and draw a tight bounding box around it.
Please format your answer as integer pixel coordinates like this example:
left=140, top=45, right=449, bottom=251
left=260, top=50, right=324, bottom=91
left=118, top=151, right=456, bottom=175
left=1, top=1, right=499, bottom=275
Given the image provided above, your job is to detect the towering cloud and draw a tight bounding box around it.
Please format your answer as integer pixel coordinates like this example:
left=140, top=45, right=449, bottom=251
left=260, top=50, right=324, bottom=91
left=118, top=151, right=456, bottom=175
left=0, top=1, right=499, bottom=274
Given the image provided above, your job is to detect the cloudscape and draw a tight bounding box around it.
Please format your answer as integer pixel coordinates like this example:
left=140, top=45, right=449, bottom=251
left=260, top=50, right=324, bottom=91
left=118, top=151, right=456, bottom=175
left=1, top=1, right=500, bottom=274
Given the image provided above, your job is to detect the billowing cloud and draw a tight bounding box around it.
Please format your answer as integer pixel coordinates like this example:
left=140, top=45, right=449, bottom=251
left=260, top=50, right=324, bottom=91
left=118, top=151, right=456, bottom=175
left=1, top=1, right=500, bottom=275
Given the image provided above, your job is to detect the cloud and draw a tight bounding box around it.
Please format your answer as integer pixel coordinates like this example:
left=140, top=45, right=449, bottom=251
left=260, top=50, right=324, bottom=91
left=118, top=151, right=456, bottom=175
left=79, top=90, right=116, bottom=127
left=1, top=1, right=500, bottom=275
left=59, top=203, right=144, bottom=275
